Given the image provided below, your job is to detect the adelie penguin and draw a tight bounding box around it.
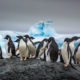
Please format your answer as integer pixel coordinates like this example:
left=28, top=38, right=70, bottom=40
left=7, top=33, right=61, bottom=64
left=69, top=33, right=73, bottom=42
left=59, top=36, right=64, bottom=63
left=15, top=36, right=29, bottom=61
left=74, top=43, right=80, bottom=64
left=68, top=36, right=80, bottom=64
left=4, top=35, right=16, bottom=58
left=69, top=36, right=80, bottom=60
left=24, top=35, right=36, bottom=58
left=61, top=38, right=71, bottom=68
left=0, top=46, right=3, bottom=59
left=45, top=37, right=58, bottom=62
left=35, top=38, right=48, bottom=60
left=61, top=36, right=80, bottom=68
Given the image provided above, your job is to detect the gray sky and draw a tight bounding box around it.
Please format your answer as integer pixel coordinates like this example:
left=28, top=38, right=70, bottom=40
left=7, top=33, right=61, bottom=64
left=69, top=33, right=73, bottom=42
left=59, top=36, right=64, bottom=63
left=0, top=0, right=80, bottom=33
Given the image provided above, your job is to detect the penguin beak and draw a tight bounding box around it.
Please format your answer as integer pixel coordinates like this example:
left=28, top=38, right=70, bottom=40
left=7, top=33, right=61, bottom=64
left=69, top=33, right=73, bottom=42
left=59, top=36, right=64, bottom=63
left=24, top=35, right=29, bottom=38
left=16, top=36, right=21, bottom=39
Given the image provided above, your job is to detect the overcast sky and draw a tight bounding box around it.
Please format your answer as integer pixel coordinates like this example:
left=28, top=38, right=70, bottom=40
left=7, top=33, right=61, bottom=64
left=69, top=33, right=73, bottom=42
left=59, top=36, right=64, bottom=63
left=0, top=0, right=80, bottom=33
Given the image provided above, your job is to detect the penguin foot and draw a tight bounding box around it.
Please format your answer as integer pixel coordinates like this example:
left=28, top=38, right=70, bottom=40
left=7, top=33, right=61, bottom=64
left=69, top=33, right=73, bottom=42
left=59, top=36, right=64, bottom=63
left=64, top=64, right=69, bottom=70
left=24, top=58, right=27, bottom=61
left=64, top=64, right=68, bottom=68
left=20, top=57, right=23, bottom=61
left=36, top=57, right=40, bottom=59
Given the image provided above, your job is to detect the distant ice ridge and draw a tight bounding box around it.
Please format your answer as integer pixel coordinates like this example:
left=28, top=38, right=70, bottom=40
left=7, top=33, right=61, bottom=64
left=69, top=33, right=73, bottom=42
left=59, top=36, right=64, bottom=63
left=0, top=21, right=80, bottom=58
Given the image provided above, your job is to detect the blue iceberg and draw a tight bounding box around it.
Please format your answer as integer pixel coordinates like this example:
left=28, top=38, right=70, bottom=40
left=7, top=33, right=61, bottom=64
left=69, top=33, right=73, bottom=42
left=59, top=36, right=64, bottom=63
left=28, top=21, right=57, bottom=37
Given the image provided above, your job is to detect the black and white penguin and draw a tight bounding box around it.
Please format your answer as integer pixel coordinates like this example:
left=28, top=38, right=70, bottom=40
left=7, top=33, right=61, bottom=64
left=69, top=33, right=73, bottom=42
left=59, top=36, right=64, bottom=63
left=45, top=37, right=58, bottom=62
left=35, top=38, right=48, bottom=60
left=24, top=35, right=36, bottom=58
left=15, top=36, right=29, bottom=61
left=0, top=46, right=3, bottom=59
left=61, top=38, right=71, bottom=67
left=74, top=43, right=80, bottom=64
left=69, top=36, right=80, bottom=64
left=60, top=37, right=80, bottom=68
left=4, top=35, right=15, bottom=58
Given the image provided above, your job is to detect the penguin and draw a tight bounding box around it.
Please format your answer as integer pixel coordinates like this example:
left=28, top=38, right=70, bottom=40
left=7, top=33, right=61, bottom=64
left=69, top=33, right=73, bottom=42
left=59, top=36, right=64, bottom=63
left=61, top=38, right=71, bottom=68
left=0, top=46, right=3, bottom=59
left=69, top=36, right=80, bottom=64
left=61, top=37, right=80, bottom=68
left=15, top=36, right=29, bottom=61
left=35, top=38, right=48, bottom=60
left=74, top=43, right=80, bottom=64
left=4, top=35, right=15, bottom=58
left=45, top=37, right=58, bottom=62
left=24, top=35, right=36, bottom=58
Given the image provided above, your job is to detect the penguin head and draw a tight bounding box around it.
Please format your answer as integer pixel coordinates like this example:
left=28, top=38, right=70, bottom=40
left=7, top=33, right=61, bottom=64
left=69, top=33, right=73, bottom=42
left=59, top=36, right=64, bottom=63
left=4, top=35, right=11, bottom=40
left=71, top=36, right=80, bottom=42
left=46, top=37, right=55, bottom=48
left=24, top=35, right=29, bottom=39
left=43, top=38, right=48, bottom=42
left=4, top=35, right=11, bottom=42
left=48, top=37, right=55, bottom=43
left=15, top=36, right=26, bottom=43
left=24, top=34, right=35, bottom=41
left=64, top=38, right=71, bottom=43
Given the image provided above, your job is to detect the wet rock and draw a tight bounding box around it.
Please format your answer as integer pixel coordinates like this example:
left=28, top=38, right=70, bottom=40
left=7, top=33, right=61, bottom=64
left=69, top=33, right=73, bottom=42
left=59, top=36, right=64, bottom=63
left=0, top=57, right=80, bottom=80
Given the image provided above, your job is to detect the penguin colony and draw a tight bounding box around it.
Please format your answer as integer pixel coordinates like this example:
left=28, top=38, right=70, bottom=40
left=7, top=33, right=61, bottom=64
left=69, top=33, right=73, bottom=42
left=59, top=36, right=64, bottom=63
left=0, top=34, right=80, bottom=68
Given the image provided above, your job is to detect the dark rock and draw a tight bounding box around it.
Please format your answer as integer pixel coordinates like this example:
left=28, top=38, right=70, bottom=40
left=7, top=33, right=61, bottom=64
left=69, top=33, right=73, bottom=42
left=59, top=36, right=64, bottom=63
left=0, top=57, right=80, bottom=80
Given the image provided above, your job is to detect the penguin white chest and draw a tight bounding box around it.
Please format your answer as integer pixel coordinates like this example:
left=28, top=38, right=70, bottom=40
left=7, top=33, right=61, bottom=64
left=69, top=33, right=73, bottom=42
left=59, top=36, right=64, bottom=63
left=45, top=42, right=52, bottom=62
left=76, top=46, right=80, bottom=61
left=61, top=42, right=69, bottom=65
left=27, top=40, right=36, bottom=56
left=5, top=40, right=9, bottom=53
left=19, top=39, right=28, bottom=57
left=5, top=39, right=12, bottom=58
left=39, top=41, right=47, bottom=53
left=69, top=42, right=75, bottom=56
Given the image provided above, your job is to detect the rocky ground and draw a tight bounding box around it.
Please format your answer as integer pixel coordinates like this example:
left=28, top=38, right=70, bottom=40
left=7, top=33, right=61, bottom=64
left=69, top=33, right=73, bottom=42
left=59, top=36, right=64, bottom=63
left=0, top=57, right=80, bottom=80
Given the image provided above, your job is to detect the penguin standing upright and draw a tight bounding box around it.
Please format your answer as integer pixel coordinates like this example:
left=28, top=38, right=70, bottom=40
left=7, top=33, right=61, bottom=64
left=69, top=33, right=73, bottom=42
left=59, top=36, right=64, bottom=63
left=45, top=37, right=58, bottom=62
left=4, top=35, right=15, bottom=58
left=24, top=35, right=36, bottom=58
left=0, top=46, right=3, bottom=59
left=61, top=37, right=80, bottom=68
left=15, top=36, right=29, bottom=61
left=35, top=38, right=48, bottom=60
left=74, top=43, right=80, bottom=64
left=61, top=38, right=70, bottom=67
left=69, top=36, right=80, bottom=64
